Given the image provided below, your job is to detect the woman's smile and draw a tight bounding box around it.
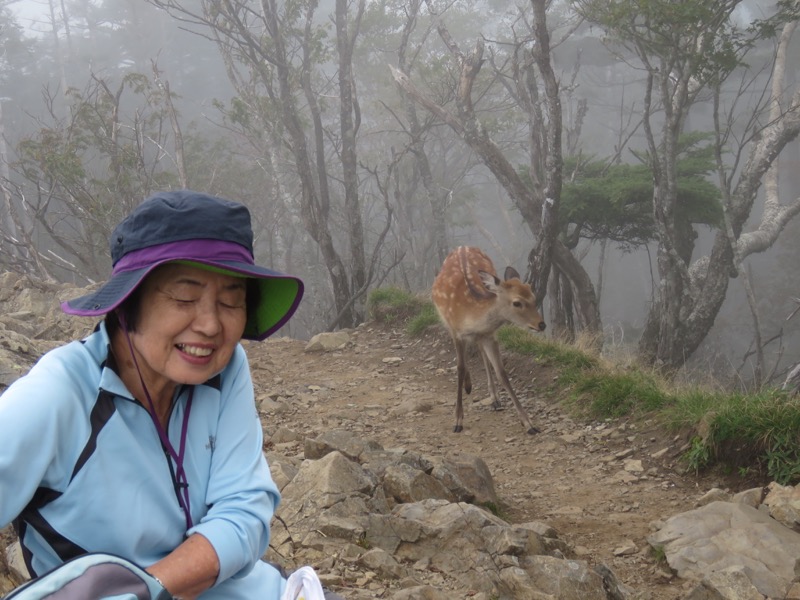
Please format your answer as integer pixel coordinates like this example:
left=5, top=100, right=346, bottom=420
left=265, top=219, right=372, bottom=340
left=176, top=343, right=215, bottom=358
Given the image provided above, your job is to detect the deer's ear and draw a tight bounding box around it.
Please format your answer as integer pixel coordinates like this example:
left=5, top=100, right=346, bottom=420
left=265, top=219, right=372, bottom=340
left=478, top=270, right=500, bottom=292
left=504, top=266, right=521, bottom=281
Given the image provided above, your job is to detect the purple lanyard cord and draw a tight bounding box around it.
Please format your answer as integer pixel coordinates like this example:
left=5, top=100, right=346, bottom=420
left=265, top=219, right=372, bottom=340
left=119, top=315, right=195, bottom=531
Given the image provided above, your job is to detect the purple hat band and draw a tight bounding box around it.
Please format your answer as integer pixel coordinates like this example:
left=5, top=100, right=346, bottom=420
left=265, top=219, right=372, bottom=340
left=62, top=239, right=262, bottom=319
left=113, top=239, right=254, bottom=275
left=62, top=238, right=304, bottom=341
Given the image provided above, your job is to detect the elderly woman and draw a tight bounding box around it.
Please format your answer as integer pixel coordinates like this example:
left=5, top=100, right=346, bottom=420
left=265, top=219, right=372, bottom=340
left=0, top=191, right=320, bottom=599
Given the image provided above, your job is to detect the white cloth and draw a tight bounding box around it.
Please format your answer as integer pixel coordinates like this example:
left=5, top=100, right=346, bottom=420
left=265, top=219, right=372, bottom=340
left=280, top=566, right=326, bottom=600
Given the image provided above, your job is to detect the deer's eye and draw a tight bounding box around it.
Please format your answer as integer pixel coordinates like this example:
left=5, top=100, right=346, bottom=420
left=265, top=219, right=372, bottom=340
left=513, top=300, right=522, bottom=308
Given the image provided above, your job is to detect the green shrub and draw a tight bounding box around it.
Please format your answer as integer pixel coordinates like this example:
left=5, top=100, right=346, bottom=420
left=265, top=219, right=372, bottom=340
left=684, top=435, right=712, bottom=473
left=663, top=388, right=726, bottom=429
left=367, top=287, right=425, bottom=325
left=407, top=303, right=440, bottom=336
left=367, top=287, right=441, bottom=336
left=660, top=389, right=800, bottom=483
left=497, top=326, right=597, bottom=370
left=496, top=326, right=599, bottom=391
left=572, top=368, right=671, bottom=418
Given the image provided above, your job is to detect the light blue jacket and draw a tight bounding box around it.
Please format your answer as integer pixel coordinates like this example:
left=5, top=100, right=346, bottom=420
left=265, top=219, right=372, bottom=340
left=0, top=322, right=286, bottom=599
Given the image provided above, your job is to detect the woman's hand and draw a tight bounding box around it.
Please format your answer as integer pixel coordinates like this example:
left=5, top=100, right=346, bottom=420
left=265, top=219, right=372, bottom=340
left=147, top=533, right=220, bottom=600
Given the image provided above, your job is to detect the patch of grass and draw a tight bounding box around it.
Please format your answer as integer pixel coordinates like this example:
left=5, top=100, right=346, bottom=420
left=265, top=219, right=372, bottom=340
left=497, top=325, right=597, bottom=384
left=650, top=544, right=667, bottom=567
left=480, top=501, right=508, bottom=520
left=367, top=287, right=427, bottom=326
left=367, top=287, right=441, bottom=336
left=570, top=367, right=672, bottom=419
left=684, top=435, right=712, bottom=474
left=766, top=439, right=800, bottom=486
left=662, top=388, right=726, bottom=430
left=407, top=302, right=440, bottom=336
left=688, top=390, right=800, bottom=484
left=658, top=387, right=800, bottom=483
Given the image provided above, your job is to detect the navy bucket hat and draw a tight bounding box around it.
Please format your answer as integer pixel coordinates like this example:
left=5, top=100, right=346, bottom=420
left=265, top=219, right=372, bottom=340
left=62, top=190, right=304, bottom=341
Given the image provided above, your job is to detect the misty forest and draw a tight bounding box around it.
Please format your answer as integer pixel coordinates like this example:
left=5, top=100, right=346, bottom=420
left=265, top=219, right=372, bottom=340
left=0, top=0, right=799, bottom=390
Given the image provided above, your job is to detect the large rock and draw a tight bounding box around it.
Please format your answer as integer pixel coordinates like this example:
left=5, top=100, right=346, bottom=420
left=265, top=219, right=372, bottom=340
left=685, top=566, right=766, bottom=600
left=763, top=481, right=800, bottom=532
left=304, top=429, right=383, bottom=461
left=513, top=555, right=608, bottom=600
left=430, top=454, right=497, bottom=505
left=304, top=332, right=351, bottom=353
left=279, top=450, right=380, bottom=507
left=648, top=500, right=800, bottom=598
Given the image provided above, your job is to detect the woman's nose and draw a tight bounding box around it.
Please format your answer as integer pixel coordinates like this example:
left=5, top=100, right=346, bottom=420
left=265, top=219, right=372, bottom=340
left=193, top=300, right=222, bottom=335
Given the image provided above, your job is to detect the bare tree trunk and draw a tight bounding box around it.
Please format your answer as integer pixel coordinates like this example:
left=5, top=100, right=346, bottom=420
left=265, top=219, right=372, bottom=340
left=0, top=101, right=19, bottom=266
left=336, top=0, right=367, bottom=306
left=152, top=63, right=188, bottom=188
left=48, top=0, right=71, bottom=100
left=292, top=3, right=355, bottom=327
left=550, top=266, right=575, bottom=342
left=596, top=238, right=606, bottom=309
left=527, top=0, right=562, bottom=305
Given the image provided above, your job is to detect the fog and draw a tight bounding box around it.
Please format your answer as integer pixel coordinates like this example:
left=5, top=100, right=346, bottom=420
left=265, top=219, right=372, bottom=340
left=1, top=0, right=799, bottom=388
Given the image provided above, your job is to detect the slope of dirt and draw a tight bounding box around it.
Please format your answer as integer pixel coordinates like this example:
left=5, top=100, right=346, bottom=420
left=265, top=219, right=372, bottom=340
left=245, top=321, right=747, bottom=599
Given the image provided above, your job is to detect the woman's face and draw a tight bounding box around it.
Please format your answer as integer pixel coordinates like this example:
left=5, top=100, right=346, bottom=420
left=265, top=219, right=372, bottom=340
left=122, top=263, right=248, bottom=394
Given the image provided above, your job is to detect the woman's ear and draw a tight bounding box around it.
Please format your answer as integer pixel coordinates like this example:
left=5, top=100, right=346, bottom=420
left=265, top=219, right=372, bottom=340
left=107, top=308, right=127, bottom=334
left=116, top=309, right=128, bottom=331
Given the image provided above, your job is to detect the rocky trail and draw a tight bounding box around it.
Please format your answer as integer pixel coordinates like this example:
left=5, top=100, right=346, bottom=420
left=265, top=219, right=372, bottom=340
left=246, top=321, right=735, bottom=599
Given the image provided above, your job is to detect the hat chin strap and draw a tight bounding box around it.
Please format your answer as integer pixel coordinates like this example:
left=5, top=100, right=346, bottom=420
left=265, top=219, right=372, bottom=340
left=117, top=313, right=194, bottom=532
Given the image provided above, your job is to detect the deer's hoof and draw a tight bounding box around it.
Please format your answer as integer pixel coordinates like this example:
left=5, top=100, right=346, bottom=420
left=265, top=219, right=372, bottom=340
left=453, top=425, right=463, bottom=433
left=526, top=426, right=541, bottom=435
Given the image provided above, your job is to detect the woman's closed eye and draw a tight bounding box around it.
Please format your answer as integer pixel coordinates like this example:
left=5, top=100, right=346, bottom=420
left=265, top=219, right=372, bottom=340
left=219, top=300, right=246, bottom=310
left=218, top=286, right=247, bottom=310
left=160, top=279, right=246, bottom=310
left=170, top=295, right=199, bottom=305
left=171, top=296, right=243, bottom=310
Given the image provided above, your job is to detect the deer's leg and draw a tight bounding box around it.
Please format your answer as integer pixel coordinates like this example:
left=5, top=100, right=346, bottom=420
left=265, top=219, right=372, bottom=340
left=463, top=349, right=472, bottom=395
left=453, top=337, right=468, bottom=433
left=478, top=345, right=502, bottom=410
left=481, top=337, right=539, bottom=435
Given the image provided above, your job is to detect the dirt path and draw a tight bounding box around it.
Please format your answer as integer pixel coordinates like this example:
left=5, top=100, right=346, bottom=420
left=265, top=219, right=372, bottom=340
left=246, top=322, right=739, bottom=599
